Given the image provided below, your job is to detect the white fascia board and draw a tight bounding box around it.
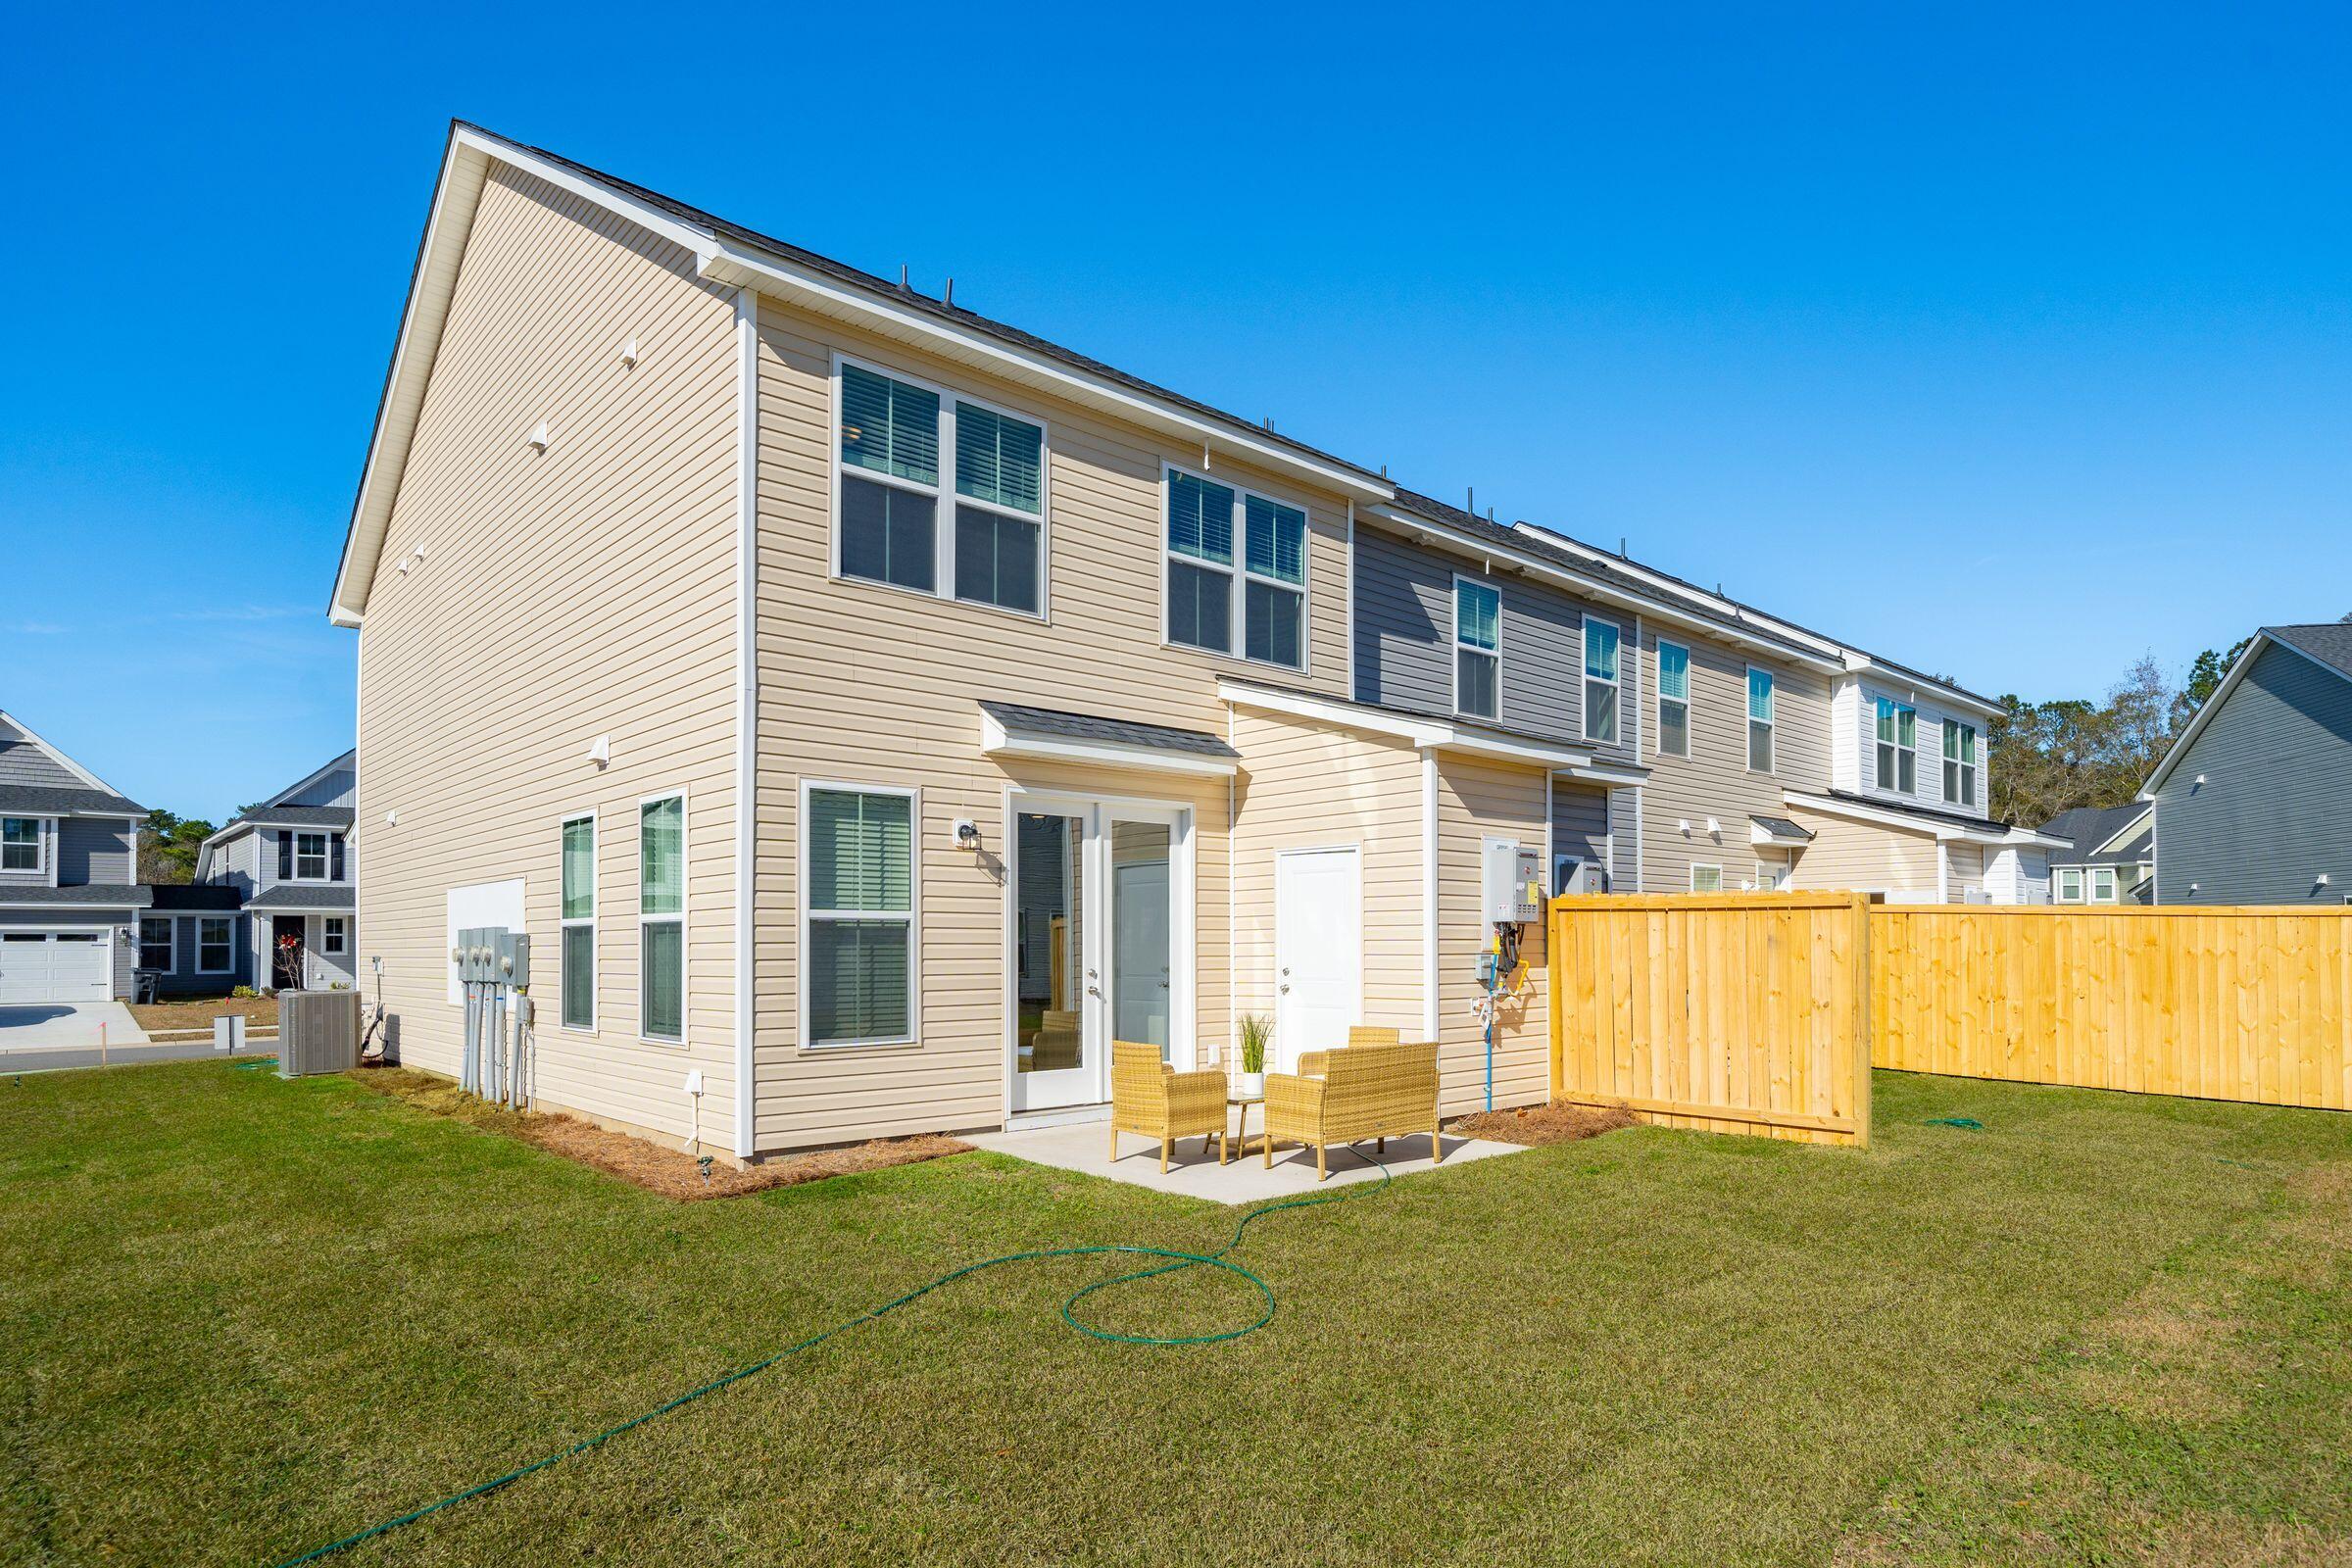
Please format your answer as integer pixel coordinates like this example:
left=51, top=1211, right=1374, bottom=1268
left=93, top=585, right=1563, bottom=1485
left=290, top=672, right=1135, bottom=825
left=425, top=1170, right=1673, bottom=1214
left=0, top=709, right=129, bottom=798
left=696, top=240, right=1391, bottom=505
left=1838, top=654, right=2005, bottom=719
left=2139, top=630, right=2340, bottom=797
left=1750, top=820, right=1812, bottom=847
left=2086, top=805, right=2153, bottom=856
left=1510, top=522, right=1847, bottom=660
left=1560, top=759, right=1644, bottom=786
left=261, top=749, right=360, bottom=810
left=979, top=711, right=1238, bottom=779
left=1439, top=728, right=1592, bottom=773
left=1783, top=790, right=1948, bottom=841
left=1217, top=680, right=1451, bottom=747
left=1362, top=507, right=1844, bottom=675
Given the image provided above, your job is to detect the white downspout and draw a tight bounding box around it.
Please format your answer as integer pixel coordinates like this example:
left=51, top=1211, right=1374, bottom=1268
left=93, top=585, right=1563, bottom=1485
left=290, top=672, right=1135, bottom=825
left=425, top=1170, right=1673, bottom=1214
left=731, top=286, right=760, bottom=1160
left=1421, top=748, right=1440, bottom=1041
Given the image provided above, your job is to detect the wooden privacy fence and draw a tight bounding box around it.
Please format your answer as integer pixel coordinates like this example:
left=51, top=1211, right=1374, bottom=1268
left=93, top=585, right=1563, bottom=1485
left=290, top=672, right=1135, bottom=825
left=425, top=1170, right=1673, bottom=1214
left=1872, top=906, right=2352, bottom=1112
left=1548, top=893, right=1874, bottom=1147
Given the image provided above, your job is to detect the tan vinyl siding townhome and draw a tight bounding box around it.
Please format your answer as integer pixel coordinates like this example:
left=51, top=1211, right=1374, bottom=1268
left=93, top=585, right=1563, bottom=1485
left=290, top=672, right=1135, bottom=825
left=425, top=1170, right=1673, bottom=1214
left=331, top=123, right=2043, bottom=1160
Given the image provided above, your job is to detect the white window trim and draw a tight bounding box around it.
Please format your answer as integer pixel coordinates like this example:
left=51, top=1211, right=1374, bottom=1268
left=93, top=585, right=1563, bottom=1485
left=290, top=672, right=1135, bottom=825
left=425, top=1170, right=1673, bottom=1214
left=1746, top=663, right=1776, bottom=775
left=1689, top=862, right=1724, bottom=893
left=828, top=352, right=1052, bottom=622
left=1653, top=637, right=1690, bottom=760
left=293, top=830, right=332, bottom=882
left=1451, top=571, right=1501, bottom=720
left=798, top=778, right=922, bottom=1052
left=1158, top=462, right=1312, bottom=675
left=1942, top=719, right=1980, bottom=809
left=2090, top=866, right=2118, bottom=904
left=1, top=815, right=45, bottom=876
left=139, top=915, right=174, bottom=971
left=560, top=808, right=597, bottom=1035
left=1874, top=696, right=1919, bottom=796
left=322, top=916, right=348, bottom=956
left=196, top=915, right=234, bottom=975
left=2056, top=866, right=2084, bottom=904
left=1582, top=613, right=1623, bottom=746
left=1754, top=858, right=1788, bottom=891
left=637, top=791, right=688, bottom=1047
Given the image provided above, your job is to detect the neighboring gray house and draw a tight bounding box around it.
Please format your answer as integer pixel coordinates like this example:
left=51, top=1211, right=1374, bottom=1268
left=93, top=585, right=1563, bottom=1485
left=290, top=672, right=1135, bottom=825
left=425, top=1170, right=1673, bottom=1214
left=2142, top=623, right=2352, bottom=906
left=151, top=751, right=360, bottom=996
left=0, top=709, right=147, bottom=1004
left=2037, top=802, right=2154, bottom=905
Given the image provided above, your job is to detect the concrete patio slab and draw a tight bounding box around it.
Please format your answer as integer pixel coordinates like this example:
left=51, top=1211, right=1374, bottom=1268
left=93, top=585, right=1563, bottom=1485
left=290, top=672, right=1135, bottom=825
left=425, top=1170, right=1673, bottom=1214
left=965, top=1114, right=1525, bottom=1203
left=0, top=1002, right=151, bottom=1054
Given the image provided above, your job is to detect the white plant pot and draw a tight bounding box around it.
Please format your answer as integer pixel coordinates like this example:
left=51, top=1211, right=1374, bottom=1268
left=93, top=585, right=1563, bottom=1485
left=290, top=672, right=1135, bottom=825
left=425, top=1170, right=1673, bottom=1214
left=1233, top=1071, right=1266, bottom=1099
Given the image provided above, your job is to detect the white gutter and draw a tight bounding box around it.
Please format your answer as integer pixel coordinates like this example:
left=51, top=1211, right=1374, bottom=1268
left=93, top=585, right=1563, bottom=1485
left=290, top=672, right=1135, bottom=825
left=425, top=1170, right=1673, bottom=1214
left=980, top=711, right=1238, bottom=778
left=1217, top=679, right=1594, bottom=771
left=1785, top=790, right=2068, bottom=849
left=1421, top=750, right=1440, bottom=1041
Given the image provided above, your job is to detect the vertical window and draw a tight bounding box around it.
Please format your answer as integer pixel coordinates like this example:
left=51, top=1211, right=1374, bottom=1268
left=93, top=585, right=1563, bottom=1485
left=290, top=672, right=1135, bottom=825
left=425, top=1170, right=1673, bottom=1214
left=1655, top=640, right=1690, bottom=758
left=2057, top=867, right=2083, bottom=903
left=953, top=401, right=1044, bottom=614
left=562, top=813, right=595, bottom=1031
left=2090, top=866, right=2117, bottom=904
left=197, top=916, right=232, bottom=973
left=805, top=786, right=916, bottom=1047
left=1165, top=469, right=1235, bottom=654
left=837, top=363, right=940, bottom=593
left=1747, top=667, right=1776, bottom=772
left=1, top=817, right=39, bottom=872
left=322, top=917, right=347, bottom=956
left=1755, top=859, right=1788, bottom=891
left=1690, top=864, right=1724, bottom=893
left=139, top=917, right=173, bottom=970
left=639, top=796, right=684, bottom=1043
left=1583, top=617, right=1621, bottom=744
left=1942, top=720, right=1978, bottom=808
left=1875, top=698, right=1918, bottom=794
left=1164, top=468, right=1307, bottom=670
left=1453, top=577, right=1500, bottom=719
left=295, top=831, right=328, bottom=880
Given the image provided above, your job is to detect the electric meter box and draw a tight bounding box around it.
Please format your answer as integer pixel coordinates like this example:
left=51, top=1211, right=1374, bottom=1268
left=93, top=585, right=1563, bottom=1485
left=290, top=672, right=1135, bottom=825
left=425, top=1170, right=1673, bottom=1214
left=456, top=927, right=530, bottom=987
left=1481, top=838, right=1545, bottom=922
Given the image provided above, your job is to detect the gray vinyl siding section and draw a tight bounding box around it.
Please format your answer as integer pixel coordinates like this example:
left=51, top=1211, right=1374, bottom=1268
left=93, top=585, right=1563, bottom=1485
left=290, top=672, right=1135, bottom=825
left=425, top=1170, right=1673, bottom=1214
left=1350, top=525, right=1640, bottom=765
left=144, top=914, right=253, bottom=997
left=278, top=764, right=357, bottom=809
left=0, top=737, right=86, bottom=790
left=1552, top=783, right=1611, bottom=878
left=58, top=817, right=134, bottom=885
left=2153, top=641, right=2352, bottom=905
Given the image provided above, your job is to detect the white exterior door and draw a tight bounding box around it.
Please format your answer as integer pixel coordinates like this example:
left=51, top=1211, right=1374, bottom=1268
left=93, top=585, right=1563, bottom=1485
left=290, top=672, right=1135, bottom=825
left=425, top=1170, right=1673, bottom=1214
left=0, top=931, right=111, bottom=1004
left=1273, top=847, right=1360, bottom=1073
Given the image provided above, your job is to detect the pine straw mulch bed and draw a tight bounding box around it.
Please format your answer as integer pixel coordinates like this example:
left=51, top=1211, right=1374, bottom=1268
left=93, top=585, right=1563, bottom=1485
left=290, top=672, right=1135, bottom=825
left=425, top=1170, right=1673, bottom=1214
left=353, top=1068, right=971, bottom=1200
left=1447, top=1100, right=1638, bottom=1147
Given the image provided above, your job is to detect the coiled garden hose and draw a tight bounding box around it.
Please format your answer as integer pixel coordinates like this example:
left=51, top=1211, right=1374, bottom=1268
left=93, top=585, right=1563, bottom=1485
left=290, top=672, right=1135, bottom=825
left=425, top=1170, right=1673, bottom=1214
left=274, top=1142, right=1395, bottom=1565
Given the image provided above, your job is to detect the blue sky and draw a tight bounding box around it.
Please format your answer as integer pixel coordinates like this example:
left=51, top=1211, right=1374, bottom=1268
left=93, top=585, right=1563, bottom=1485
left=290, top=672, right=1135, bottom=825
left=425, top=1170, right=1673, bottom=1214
left=4, top=2, right=2345, bottom=821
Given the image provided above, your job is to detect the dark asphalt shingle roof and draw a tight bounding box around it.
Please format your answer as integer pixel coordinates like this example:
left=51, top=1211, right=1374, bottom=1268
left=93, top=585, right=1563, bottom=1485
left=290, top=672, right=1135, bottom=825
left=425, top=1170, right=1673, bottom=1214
left=0, top=883, right=150, bottom=907
left=145, top=883, right=244, bottom=911
left=1750, top=814, right=1816, bottom=843
left=244, top=885, right=357, bottom=911
left=981, top=703, right=1239, bottom=760
left=225, top=806, right=357, bottom=831
left=2036, top=804, right=2150, bottom=860
left=0, top=784, right=144, bottom=816
left=2264, top=622, right=2352, bottom=681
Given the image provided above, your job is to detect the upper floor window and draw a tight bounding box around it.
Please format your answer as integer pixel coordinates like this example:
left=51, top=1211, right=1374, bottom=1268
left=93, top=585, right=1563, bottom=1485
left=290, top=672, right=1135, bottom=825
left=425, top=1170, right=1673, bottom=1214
left=1164, top=467, right=1305, bottom=670
left=1747, top=667, right=1776, bottom=773
left=295, top=832, right=330, bottom=881
left=1583, top=617, right=1621, bottom=744
left=1942, top=720, right=1979, bottom=808
left=1874, top=698, right=1918, bottom=794
left=0, top=817, right=38, bottom=873
left=837, top=361, right=1045, bottom=615
left=1655, top=640, right=1690, bottom=758
left=1453, top=577, right=1500, bottom=719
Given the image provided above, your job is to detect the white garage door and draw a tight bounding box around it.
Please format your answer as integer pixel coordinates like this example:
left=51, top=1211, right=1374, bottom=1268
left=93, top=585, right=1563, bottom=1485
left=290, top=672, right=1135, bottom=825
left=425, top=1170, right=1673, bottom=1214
left=0, top=932, right=112, bottom=1004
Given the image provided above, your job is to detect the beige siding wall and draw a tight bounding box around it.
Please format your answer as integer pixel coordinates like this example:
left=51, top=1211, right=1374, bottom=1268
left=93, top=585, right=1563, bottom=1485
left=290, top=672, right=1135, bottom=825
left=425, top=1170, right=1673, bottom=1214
left=1228, top=710, right=1425, bottom=1047
left=1787, top=808, right=1939, bottom=899
left=356, top=166, right=743, bottom=1148
left=745, top=297, right=1360, bottom=1149
left=1634, top=624, right=1831, bottom=894
left=1435, top=755, right=1550, bottom=1115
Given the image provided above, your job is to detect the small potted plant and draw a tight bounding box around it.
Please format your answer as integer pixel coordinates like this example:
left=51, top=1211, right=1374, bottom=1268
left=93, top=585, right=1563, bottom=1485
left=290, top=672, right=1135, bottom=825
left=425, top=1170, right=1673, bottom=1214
left=1234, top=1013, right=1272, bottom=1099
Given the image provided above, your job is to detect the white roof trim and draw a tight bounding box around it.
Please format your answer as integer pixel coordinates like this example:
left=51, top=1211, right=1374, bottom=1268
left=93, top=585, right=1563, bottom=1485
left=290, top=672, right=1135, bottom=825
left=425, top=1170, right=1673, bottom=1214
left=2142, top=630, right=2352, bottom=797
left=332, top=124, right=1393, bottom=626
left=0, top=709, right=135, bottom=800
left=979, top=710, right=1237, bottom=779
left=261, top=749, right=359, bottom=810
left=1751, top=819, right=1814, bottom=847
left=2084, top=803, right=2154, bottom=856
left=1218, top=680, right=1593, bottom=770
left=1783, top=789, right=2055, bottom=847
left=1837, top=655, right=2005, bottom=718
left=1361, top=507, right=1845, bottom=674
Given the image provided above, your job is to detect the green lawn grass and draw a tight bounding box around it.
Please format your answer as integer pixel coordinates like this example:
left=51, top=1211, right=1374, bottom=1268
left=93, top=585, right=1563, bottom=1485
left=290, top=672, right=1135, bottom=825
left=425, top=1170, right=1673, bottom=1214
left=2, top=1062, right=2346, bottom=1566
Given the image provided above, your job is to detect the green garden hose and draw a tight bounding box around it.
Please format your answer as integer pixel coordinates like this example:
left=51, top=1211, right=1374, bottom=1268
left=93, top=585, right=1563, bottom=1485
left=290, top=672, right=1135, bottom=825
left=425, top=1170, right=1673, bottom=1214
left=273, top=1143, right=1395, bottom=1565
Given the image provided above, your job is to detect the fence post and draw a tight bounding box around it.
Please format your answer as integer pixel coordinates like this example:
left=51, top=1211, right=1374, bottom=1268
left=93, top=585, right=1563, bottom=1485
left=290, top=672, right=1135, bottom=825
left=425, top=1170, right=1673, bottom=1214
left=1849, top=893, right=1873, bottom=1150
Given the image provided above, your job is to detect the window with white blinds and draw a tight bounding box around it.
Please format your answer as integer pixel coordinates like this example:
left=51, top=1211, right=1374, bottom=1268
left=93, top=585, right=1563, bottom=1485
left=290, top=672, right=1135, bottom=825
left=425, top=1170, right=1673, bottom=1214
left=1656, top=639, right=1690, bottom=758
left=1454, top=577, right=1499, bottom=718
left=562, top=813, right=595, bottom=1031
left=805, top=785, right=917, bottom=1048
left=837, top=360, right=1046, bottom=614
left=1747, top=667, right=1775, bottom=773
left=1165, top=466, right=1307, bottom=670
left=1584, top=616, right=1621, bottom=744
left=639, top=796, right=684, bottom=1043
left=1875, top=698, right=1918, bottom=794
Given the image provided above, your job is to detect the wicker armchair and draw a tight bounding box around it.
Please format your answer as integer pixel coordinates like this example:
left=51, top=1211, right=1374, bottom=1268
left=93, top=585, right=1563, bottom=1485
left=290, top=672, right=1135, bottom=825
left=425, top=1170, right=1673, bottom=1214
left=1296, top=1025, right=1404, bottom=1079
left=1263, top=1039, right=1443, bottom=1180
left=1109, top=1041, right=1229, bottom=1172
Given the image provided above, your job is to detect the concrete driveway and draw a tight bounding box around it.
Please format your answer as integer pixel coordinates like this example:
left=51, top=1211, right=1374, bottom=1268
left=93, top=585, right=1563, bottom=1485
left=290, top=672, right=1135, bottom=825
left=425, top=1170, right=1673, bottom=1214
left=0, top=1002, right=152, bottom=1053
